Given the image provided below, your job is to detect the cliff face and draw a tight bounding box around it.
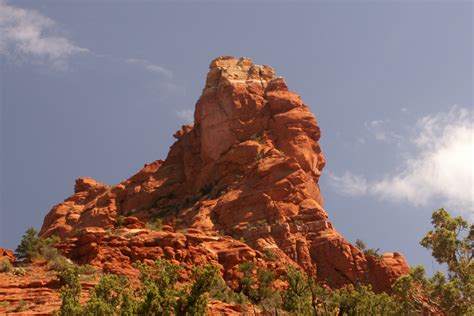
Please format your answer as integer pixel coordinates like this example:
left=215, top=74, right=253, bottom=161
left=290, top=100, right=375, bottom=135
left=1, top=57, right=408, bottom=313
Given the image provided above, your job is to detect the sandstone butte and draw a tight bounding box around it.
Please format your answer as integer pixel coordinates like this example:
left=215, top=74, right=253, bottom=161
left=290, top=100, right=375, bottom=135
left=0, top=56, right=409, bottom=315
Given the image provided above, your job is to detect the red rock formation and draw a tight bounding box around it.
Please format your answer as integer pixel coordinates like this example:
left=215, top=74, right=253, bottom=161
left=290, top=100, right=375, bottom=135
left=0, top=247, right=15, bottom=263
left=37, top=56, right=408, bottom=292
left=1, top=56, right=409, bottom=313
left=0, top=261, right=96, bottom=315
left=0, top=57, right=408, bottom=315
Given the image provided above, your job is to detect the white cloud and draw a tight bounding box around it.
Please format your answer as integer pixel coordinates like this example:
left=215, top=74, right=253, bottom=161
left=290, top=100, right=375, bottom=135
left=175, top=109, right=194, bottom=124
left=0, top=2, right=174, bottom=76
left=328, top=172, right=368, bottom=196
left=0, top=1, right=88, bottom=68
left=126, top=58, right=173, bottom=78
left=330, top=106, right=473, bottom=217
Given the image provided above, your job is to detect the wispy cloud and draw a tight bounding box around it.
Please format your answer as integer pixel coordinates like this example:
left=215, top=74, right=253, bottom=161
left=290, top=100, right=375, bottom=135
left=0, top=2, right=174, bottom=77
left=329, top=106, right=474, bottom=217
left=365, top=119, right=403, bottom=143
left=126, top=58, right=173, bottom=78
left=175, top=109, right=194, bottom=124
left=0, top=1, right=88, bottom=68
left=328, top=172, right=368, bottom=196
left=1, top=2, right=182, bottom=120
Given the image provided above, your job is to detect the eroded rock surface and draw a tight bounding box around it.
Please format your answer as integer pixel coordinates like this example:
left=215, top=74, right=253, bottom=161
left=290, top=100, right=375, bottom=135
left=0, top=247, right=15, bottom=263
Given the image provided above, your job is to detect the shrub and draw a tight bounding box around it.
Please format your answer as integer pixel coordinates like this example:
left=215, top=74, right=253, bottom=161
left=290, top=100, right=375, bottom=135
left=135, top=259, right=181, bottom=315
left=238, top=261, right=255, bottom=298
left=176, top=264, right=221, bottom=315
left=354, top=238, right=382, bottom=258
left=262, top=248, right=278, bottom=261
left=355, top=239, right=366, bottom=251
left=255, top=268, right=279, bottom=306
left=146, top=218, right=163, bottom=231
left=208, top=186, right=226, bottom=199
left=115, top=215, right=125, bottom=227
left=200, top=182, right=215, bottom=196
left=77, top=264, right=95, bottom=275
left=282, top=266, right=312, bottom=314
left=208, top=275, right=242, bottom=304
left=48, top=255, right=73, bottom=272
left=247, top=219, right=267, bottom=230
left=0, top=258, right=12, bottom=273
left=238, top=262, right=280, bottom=310
left=15, top=227, right=60, bottom=261
left=84, top=274, right=131, bottom=315
left=59, top=266, right=83, bottom=316
left=12, top=267, right=26, bottom=276
left=15, top=300, right=27, bottom=312
left=363, top=248, right=382, bottom=258
left=331, top=284, right=400, bottom=315
left=255, top=151, right=265, bottom=161
left=249, top=133, right=265, bottom=144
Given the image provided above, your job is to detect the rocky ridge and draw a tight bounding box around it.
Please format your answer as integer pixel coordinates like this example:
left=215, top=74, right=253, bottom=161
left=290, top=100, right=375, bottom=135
left=0, top=56, right=409, bottom=314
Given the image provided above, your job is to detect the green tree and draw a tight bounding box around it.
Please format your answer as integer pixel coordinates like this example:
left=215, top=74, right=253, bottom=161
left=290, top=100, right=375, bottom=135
left=420, top=208, right=473, bottom=311
left=421, top=208, right=473, bottom=314
left=135, top=258, right=181, bottom=315
left=176, top=264, right=221, bottom=315
left=59, top=266, right=83, bottom=316
left=237, top=262, right=281, bottom=312
left=15, top=227, right=60, bottom=261
left=354, top=238, right=381, bottom=258
left=238, top=261, right=255, bottom=300
left=282, top=266, right=313, bottom=315
left=335, top=284, right=400, bottom=315
left=84, top=274, right=131, bottom=315
left=392, top=208, right=473, bottom=315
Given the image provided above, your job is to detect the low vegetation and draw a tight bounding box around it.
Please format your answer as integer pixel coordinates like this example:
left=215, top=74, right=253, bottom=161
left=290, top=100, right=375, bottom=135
left=146, top=218, right=163, bottom=231
left=58, top=259, right=224, bottom=316
left=249, top=133, right=265, bottom=144
left=0, top=258, right=12, bottom=272
left=15, top=227, right=95, bottom=276
left=355, top=238, right=383, bottom=258
left=255, top=151, right=265, bottom=161
left=115, top=215, right=125, bottom=227
left=282, top=266, right=400, bottom=315
left=262, top=248, right=278, bottom=261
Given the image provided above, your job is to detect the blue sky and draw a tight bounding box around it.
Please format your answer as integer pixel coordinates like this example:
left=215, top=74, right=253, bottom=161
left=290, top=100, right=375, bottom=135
left=1, top=1, right=472, bottom=274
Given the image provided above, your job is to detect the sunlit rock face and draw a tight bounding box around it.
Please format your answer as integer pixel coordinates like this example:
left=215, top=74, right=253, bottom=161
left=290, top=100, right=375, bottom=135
left=38, top=56, right=408, bottom=293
